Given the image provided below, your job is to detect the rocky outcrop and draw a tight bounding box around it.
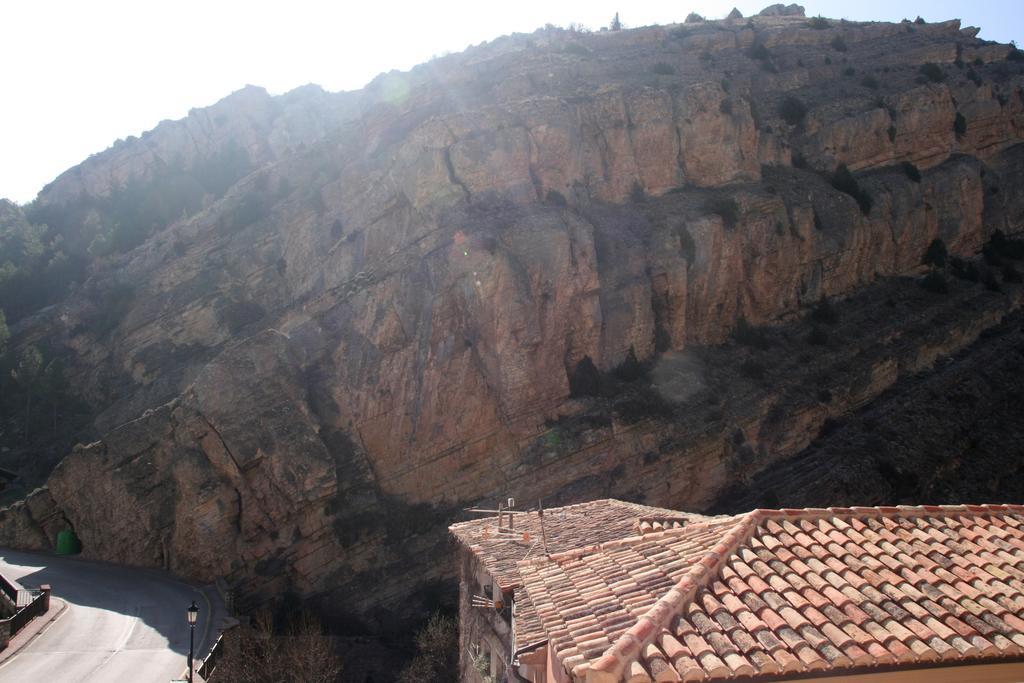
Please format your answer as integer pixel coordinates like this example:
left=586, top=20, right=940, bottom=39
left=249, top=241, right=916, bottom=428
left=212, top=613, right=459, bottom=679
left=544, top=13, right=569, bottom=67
left=2, top=12, right=1024, bottom=628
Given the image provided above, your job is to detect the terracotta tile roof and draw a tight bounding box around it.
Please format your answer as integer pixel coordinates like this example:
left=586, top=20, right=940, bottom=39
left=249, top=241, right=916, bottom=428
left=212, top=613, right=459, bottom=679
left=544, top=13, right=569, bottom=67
left=450, top=499, right=707, bottom=591
left=515, top=504, right=1024, bottom=682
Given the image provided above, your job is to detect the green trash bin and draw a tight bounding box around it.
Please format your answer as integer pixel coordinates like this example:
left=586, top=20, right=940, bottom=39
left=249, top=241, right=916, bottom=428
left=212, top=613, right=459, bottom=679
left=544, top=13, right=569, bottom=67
left=55, top=529, right=81, bottom=555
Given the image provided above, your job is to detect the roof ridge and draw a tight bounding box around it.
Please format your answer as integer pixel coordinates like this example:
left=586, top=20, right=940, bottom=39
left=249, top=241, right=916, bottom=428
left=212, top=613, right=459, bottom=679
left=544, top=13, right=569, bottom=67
left=516, top=514, right=744, bottom=569
left=752, top=503, right=1024, bottom=520
left=577, top=510, right=761, bottom=682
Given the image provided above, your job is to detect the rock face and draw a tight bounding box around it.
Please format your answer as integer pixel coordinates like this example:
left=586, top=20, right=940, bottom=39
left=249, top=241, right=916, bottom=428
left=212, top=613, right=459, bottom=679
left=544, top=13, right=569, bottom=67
left=2, top=13, right=1024, bottom=629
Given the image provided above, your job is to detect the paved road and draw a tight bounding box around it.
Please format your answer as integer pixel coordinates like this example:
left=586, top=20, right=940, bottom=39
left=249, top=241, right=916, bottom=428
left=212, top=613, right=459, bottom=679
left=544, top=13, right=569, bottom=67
left=0, top=548, right=213, bottom=683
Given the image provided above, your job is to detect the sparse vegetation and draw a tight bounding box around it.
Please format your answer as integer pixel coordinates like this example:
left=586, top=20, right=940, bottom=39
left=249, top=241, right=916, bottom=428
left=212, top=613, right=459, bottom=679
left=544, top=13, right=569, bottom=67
left=397, top=613, right=458, bottom=683
left=831, top=36, right=848, bottom=52
left=861, top=75, right=880, bottom=90
left=213, top=609, right=342, bottom=683
left=651, top=62, right=676, bottom=75
left=779, top=95, right=808, bottom=126
left=807, top=16, right=830, bottom=29
left=564, top=42, right=590, bottom=56
left=685, top=12, right=704, bottom=23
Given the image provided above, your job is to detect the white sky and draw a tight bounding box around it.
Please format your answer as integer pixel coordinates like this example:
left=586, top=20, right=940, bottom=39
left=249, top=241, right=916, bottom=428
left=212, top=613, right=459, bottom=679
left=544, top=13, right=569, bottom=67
left=2, top=0, right=1022, bottom=204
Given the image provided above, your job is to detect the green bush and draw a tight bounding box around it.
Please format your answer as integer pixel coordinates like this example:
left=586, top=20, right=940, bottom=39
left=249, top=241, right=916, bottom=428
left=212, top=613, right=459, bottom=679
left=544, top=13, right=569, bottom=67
left=830, top=164, right=872, bottom=215
left=564, top=42, right=590, bottom=56
left=843, top=67, right=856, bottom=77
left=919, top=63, right=946, bottom=83
left=861, top=75, right=880, bottom=90
left=546, top=189, right=568, bottom=206
left=807, top=16, right=830, bottom=29
left=831, top=36, right=849, bottom=52
left=685, top=12, right=704, bottom=23
left=747, top=44, right=772, bottom=62
left=779, top=96, right=808, bottom=126
left=1009, top=48, right=1024, bottom=62
left=652, top=62, right=676, bottom=75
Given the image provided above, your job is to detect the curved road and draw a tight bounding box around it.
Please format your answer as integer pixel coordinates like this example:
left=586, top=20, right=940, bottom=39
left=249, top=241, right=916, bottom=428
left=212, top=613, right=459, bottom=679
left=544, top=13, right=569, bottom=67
left=0, top=548, right=213, bottom=682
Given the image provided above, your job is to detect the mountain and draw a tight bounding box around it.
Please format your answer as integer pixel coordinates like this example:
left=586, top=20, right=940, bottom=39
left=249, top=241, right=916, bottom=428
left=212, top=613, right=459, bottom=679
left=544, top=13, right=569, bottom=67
left=1, top=10, right=1023, bottom=633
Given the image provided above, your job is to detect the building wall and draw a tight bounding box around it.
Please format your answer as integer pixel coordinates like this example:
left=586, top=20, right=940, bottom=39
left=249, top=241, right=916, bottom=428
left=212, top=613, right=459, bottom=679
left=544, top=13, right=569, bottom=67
left=458, top=549, right=512, bottom=682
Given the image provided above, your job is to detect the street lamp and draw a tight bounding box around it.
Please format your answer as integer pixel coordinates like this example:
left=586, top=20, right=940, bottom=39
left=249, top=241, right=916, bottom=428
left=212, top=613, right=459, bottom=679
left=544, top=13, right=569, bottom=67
left=187, top=600, right=200, bottom=683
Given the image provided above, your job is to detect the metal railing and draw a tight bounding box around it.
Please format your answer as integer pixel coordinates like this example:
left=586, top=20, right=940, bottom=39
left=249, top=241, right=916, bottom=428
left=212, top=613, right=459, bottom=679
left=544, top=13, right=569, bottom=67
left=197, top=631, right=225, bottom=680
left=0, top=581, right=50, bottom=647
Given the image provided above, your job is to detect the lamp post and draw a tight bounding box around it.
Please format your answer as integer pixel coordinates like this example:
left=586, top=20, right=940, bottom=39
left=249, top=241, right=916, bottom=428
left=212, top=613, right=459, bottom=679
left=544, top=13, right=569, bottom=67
left=187, top=600, right=200, bottom=683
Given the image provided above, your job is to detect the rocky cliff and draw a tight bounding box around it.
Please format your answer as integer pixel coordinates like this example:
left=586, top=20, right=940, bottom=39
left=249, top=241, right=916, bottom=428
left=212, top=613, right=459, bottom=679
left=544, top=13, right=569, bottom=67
left=2, top=11, right=1024, bottom=631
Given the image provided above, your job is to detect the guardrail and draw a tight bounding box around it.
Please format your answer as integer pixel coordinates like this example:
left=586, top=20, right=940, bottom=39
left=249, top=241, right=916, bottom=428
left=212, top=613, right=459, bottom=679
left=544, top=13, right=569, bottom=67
left=196, top=630, right=225, bottom=680
left=0, top=582, right=50, bottom=649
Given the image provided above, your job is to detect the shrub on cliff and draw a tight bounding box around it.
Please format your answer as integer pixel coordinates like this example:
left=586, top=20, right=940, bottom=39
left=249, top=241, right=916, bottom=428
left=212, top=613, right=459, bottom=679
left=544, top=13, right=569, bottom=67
left=398, top=613, right=458, bottom=683
left=922, top=238, right=948, bottom=269
left=919, top=62, right=946, bottom=83
left=214, top=610, right=342, bottom=683
left=685, top=12, right=704, bottom=23
left=831, top=36, right=848, bottom=52
left=807, top=16, right=830, bottom=29
left=954, top=112, right=967, bottom=139
left=901, top=161, right=922, bottom=183
left=779, top=95, right=808, bottom=126
left=651, top=61, right=676, bottom=75
left=545, top=189, right=568, bottom=206
left=830, top=164, right=872, bottom=215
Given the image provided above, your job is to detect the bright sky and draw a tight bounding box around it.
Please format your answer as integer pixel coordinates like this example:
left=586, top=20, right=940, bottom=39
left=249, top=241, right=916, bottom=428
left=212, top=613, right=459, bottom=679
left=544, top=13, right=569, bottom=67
left=2, top=0, right=1022, bottom=204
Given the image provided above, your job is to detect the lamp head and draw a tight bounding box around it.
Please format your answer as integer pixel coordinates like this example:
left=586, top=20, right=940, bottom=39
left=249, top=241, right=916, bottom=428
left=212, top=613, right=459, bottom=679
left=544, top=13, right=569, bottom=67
left=187, top=600, right=199, bottom=625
